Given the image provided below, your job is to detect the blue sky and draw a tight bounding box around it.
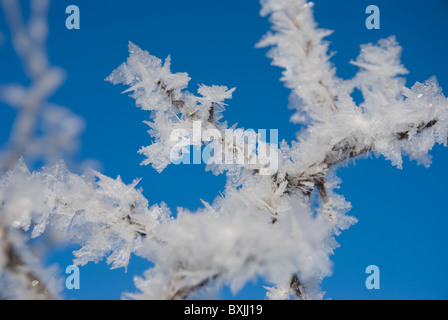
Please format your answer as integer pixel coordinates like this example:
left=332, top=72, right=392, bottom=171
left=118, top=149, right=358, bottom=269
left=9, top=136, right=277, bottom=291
left=1, top=0, right=448, bottom=300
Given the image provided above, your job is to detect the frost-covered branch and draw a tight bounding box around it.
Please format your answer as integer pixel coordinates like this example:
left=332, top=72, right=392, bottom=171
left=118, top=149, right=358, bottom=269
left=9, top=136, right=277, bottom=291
left=0, top=0, right=84, bottom=173
left=255, top=0, right=448, bottom=298
left=1, top=0, right=447, bottom=300
left=106, top=0, right=448, bottom=300
left=106, top=43, right=271, bottom=175
left=257, top=0, right=340, bottom=119
left=0, top=160, right=170, bottom=268
left=0, top=0, right=84, bottom=299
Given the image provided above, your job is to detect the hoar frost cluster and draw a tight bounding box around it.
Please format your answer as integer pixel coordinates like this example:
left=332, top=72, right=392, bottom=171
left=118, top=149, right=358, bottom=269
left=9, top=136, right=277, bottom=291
left=1, top=0, right=447, bottom=300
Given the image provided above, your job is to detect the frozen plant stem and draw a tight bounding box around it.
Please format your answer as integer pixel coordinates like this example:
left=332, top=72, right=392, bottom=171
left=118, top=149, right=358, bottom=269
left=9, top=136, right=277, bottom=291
left=0, top=0, right=81, bottom=299
left=1, top=0, right=448, bottom=300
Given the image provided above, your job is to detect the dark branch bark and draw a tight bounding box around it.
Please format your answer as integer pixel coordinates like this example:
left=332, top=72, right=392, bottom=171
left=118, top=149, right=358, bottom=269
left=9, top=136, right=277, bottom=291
left=168, top=274, right=219, bottom=300
left=290, top=274, right=303, bottom=300
left=0, top=224, right=56, bottom=300
left=208, top=102, right=215, bottom=123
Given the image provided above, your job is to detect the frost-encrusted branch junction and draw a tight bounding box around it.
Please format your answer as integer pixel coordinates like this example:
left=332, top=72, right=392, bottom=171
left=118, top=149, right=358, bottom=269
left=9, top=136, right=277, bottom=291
left=103, top=0, right=448, bottom=299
